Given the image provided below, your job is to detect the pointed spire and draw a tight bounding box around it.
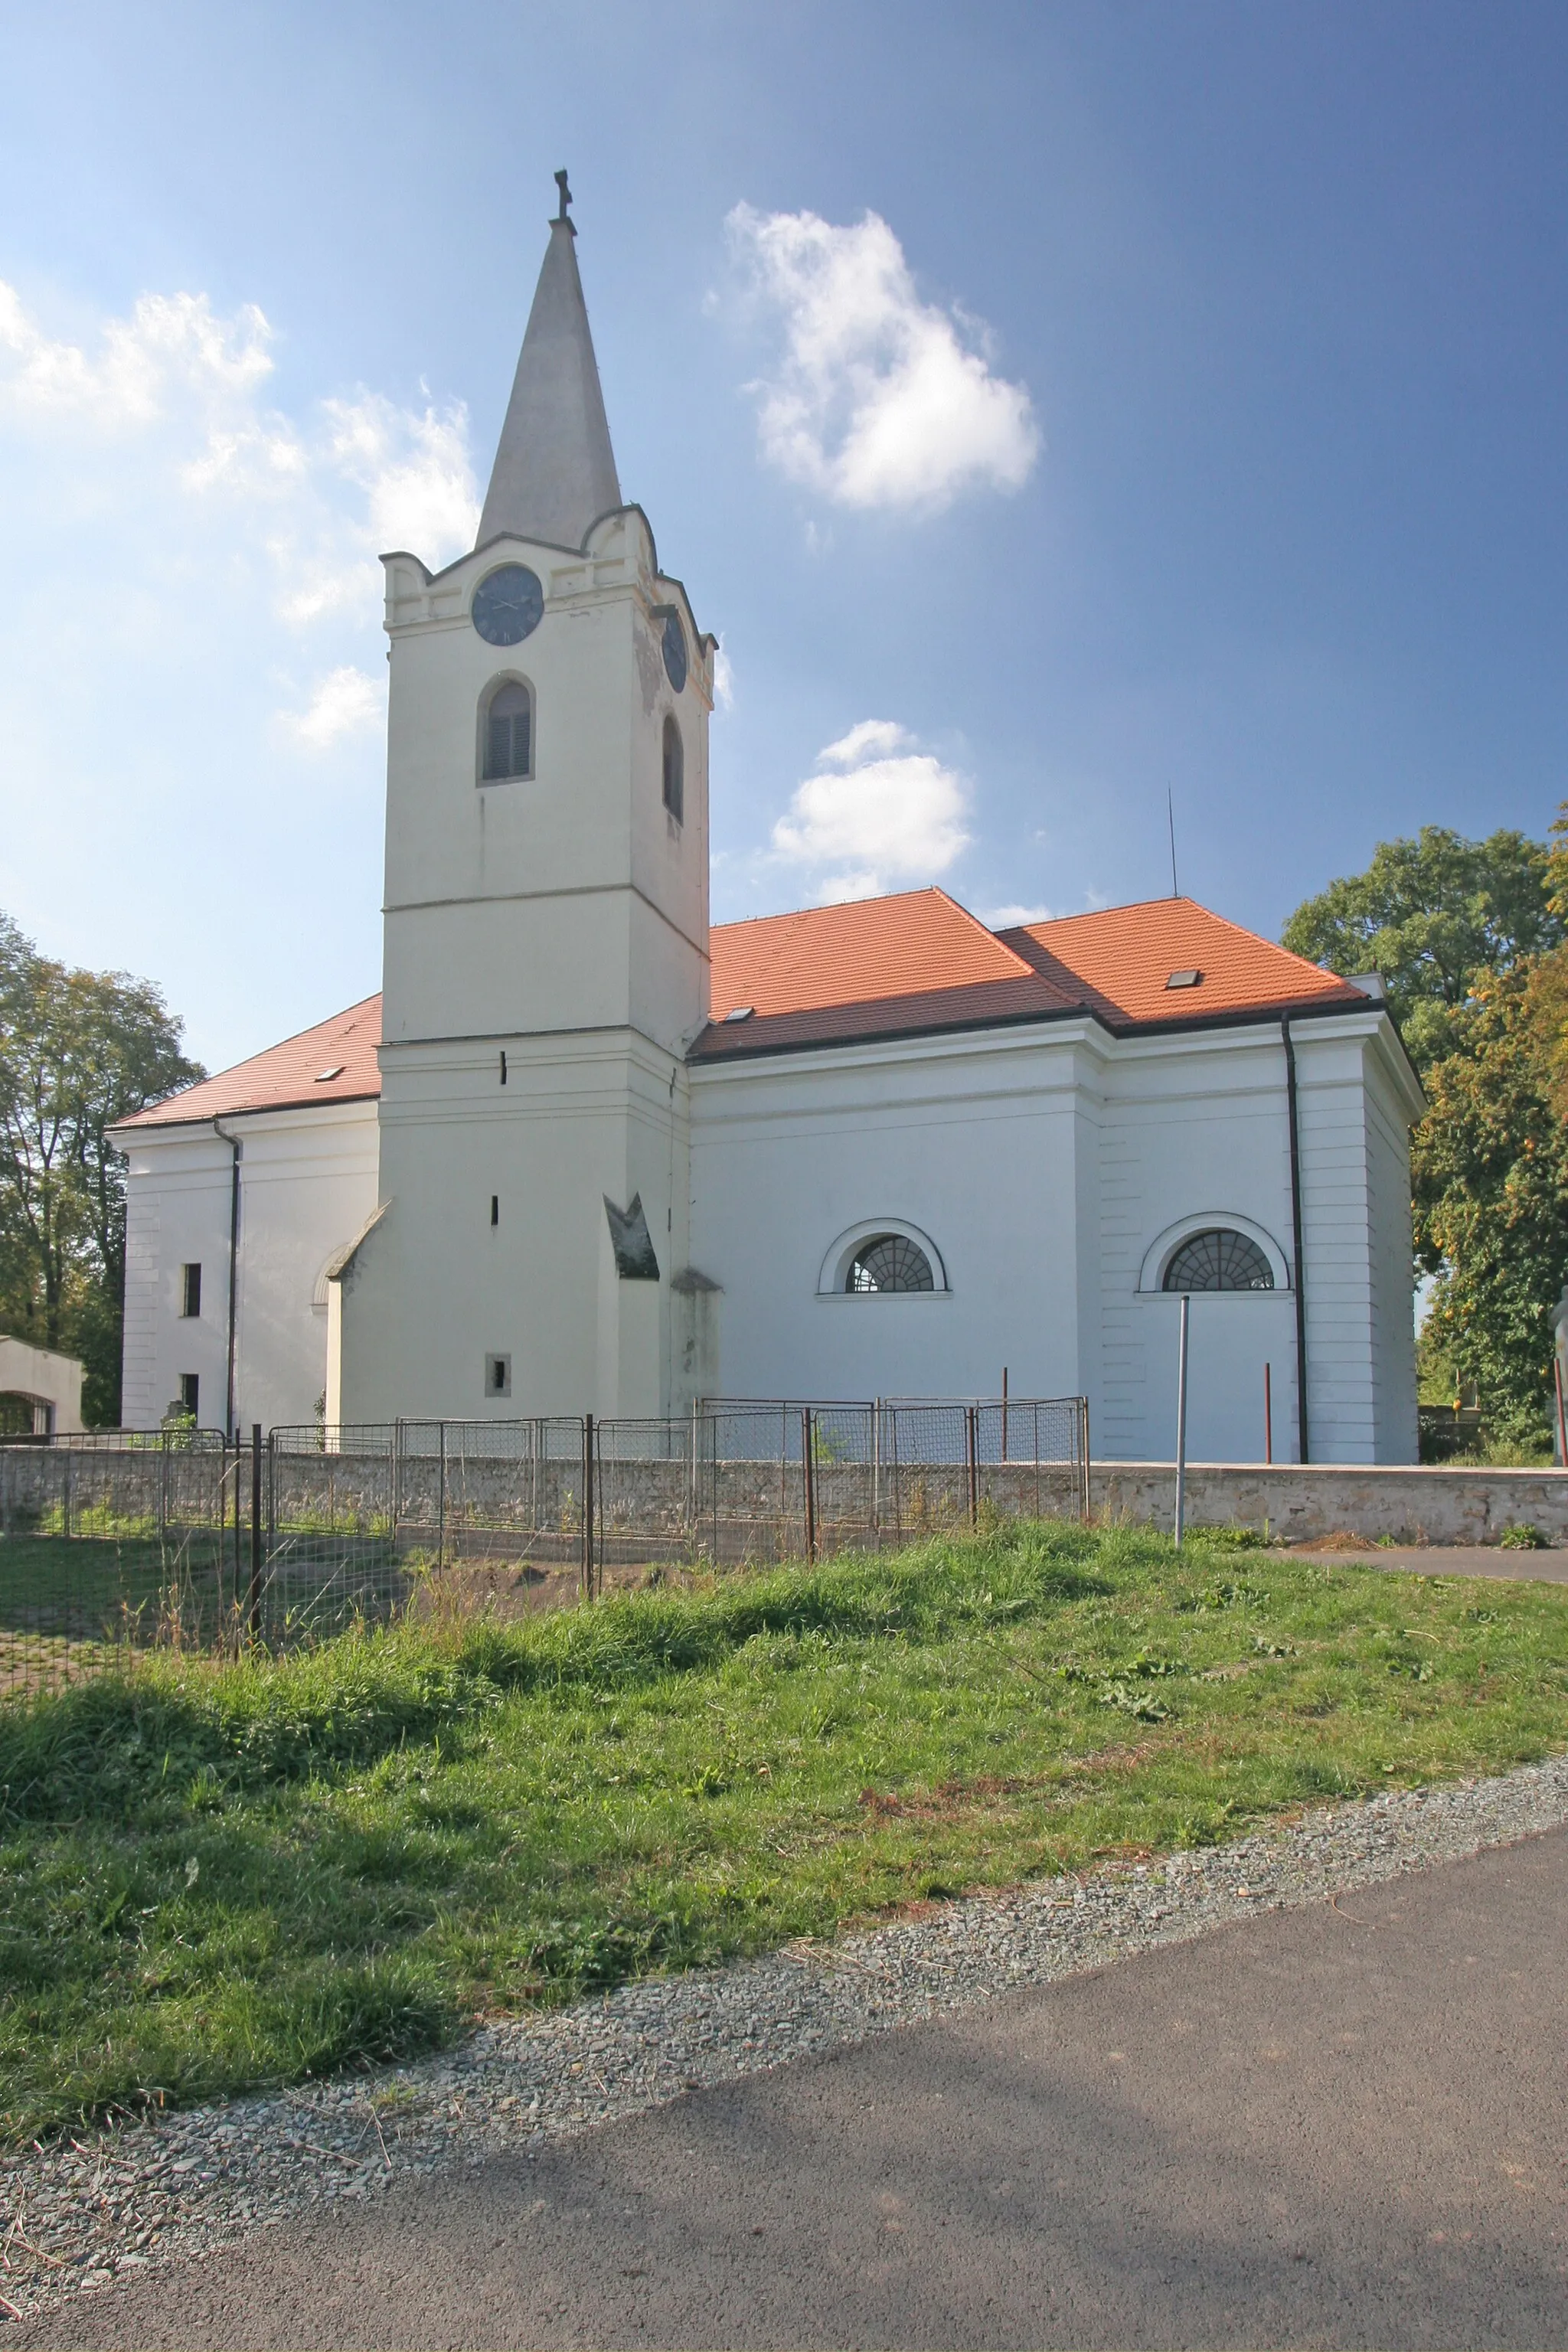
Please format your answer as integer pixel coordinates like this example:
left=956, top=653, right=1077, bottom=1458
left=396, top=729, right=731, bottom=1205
left=477, top=177, right=622, bottom=551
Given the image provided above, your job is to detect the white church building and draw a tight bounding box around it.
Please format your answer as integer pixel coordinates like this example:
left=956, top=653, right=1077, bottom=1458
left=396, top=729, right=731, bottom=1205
left=113, top=191, right=1423, bottom=1465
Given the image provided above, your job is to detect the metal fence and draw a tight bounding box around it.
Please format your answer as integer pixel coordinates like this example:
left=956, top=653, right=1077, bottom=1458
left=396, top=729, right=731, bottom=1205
left=0, top=1396, right=1088, bottom=1694
left=0, top=1429, right=249, bottom=1695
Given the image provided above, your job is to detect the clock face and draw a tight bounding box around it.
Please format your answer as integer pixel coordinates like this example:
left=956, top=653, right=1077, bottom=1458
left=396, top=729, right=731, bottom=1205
left=472, top=565, right=544, bottom=647
left=661, top=609, right=688, bottom=694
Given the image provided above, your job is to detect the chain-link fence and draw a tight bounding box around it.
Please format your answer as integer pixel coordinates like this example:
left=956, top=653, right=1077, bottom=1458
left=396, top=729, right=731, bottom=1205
left=0, top=1430, right=248, bottom=1694
left=0, top=1395, right=1088, bottom=1689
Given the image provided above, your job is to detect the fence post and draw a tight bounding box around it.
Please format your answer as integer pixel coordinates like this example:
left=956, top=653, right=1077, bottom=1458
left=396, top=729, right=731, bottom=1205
left=1079, top=1399, right=1090, bottom=1525
left=159, top=1432, right=168, bottom=1545
left=802, top=1407, right=816, bottom=1563
left=1174, top=1297, right=1190, bottom=1547
left=61, top=1450, right=71, bottom=1541
left=965, top=1404, right=978, bottom=1528
left=872, top=1399, right=881, bottom=1545
left=248, top=1422, right=263, bottom=1641
left=437, top=1420, right=447, bottom=1568
left=581, top=1413, right=595, bottom=1602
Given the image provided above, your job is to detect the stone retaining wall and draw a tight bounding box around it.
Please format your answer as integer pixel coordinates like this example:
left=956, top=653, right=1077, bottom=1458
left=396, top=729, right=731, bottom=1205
left=1093, top=1462, right=1566, bottom=1544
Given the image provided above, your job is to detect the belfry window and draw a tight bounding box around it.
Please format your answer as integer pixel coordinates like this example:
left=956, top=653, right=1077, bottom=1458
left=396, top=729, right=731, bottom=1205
left=482, top=681, right=532, bottom=782
left=846, top=1234, right=935, bottom=1294
left=662, top=714, right=684, bottom=823
left=1162, top=1229, right=1275, bottom=1292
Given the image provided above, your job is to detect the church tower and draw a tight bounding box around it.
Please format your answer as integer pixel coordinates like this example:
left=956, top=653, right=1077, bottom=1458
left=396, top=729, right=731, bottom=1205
left=332, top=179, right=714, bottom=1421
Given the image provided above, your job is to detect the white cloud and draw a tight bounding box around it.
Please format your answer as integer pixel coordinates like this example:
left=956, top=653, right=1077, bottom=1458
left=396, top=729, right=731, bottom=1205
left=771, top=720, right=971, bottom=901
left=725, top=204, right=1039, bottom=513
left=712, top=639, right=735, bottom=711
left=0, top=283, right=273, bottom=428
left=986, top=902, right=1057, bottom=928
left=278, top=665, right=384, bottom=750
left=0, top=279, right=479, bottom=632
left=0, top=276, right=484, bottom=1072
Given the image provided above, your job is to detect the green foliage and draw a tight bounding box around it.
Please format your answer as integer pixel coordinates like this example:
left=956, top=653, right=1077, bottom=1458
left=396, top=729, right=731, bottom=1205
left=1280, top=825, right=1560, bottom=1073
left=1413, top=959, right=1568, bottom=1446
left=2, top=1520, right=1566, bottom=2145
left=0, top=912, right=201, bottom=1423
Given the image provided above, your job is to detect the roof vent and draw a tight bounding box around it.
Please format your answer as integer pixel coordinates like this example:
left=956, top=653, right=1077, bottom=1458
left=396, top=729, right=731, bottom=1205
left=315, top=1064, right=346, bottom=1082
left=1165, top=969, right=1203, bottom=991
left=723, top=1005, right=754, bottom=1023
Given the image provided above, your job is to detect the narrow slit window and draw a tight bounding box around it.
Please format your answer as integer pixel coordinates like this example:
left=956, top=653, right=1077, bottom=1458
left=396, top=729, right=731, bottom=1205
left=178, top=1371, right=200, bottom=1419
left=499, top=1050, right=508, bottom=1086
left=180, top=1262, right=201, bottom=1318
left=662, top=714, right=684, bottom=823
left=482, top=682, right=532, bottom=781
left=490, top=1195, right=499, bottom=1227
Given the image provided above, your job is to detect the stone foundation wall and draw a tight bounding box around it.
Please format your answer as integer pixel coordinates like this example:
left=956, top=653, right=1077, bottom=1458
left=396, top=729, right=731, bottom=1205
left=1091, top=1462, right=1566, bottom=1544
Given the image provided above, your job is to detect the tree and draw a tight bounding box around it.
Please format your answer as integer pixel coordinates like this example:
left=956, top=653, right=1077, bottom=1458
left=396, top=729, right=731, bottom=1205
left=1281, top=825, right=1560, bottom=1072
left=0, top=915, right=201, bottom=1424
left=1412, top=954, right=1568, bottom=1449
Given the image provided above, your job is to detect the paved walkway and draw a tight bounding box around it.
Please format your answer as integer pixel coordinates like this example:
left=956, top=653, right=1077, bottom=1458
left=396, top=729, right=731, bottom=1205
left=18, top=1825, right=1568, bottom=2349
left=1293, top=1544, right=1568, bottom=1584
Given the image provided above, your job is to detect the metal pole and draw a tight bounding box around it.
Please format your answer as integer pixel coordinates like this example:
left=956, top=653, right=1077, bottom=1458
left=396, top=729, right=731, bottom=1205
left=802, top=1408, right=816, bottom=1563
left=1080, top=1398, right=1090, bottom=1525
left=1001, top=1367, right=1009, bottom=1462
left=965, top=1404, right=978, bottom=1528
left=437, top=1420, right=447, bottom=1569
left=1174, top=1295, right=1190, bottom=1547
left=1264, top=1362, right=1273, bottom=1465
left=247, top=1422, right=263, bottom=1641
left=582, top=1413, right=594, bottom=1601
left=872, top=1398, right=881, bottom=1545
left=1556, top=1356, right=1567, bottom=1469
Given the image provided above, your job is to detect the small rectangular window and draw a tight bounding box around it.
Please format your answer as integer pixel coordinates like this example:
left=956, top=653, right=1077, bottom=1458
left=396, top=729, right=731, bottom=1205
left=499, top=1050, right=508, bottom=1086
left=178, top=1371, right=199, bottom=1419
left=491, top=1195, right=499, bottom=1227
left=180, top=1263, right=201, bottom=1318
left=485, top=1353, right=511, bottom=1397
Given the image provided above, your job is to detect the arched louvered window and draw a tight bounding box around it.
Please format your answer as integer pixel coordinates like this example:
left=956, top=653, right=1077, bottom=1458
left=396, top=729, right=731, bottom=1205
left=662, top=714, right=684, bottom=823
left=1162, top=1229, right=1276, bottom=1292
left=482, top=681, right=532, bottom=782
left=847, top=1233, right=936, bottom=1294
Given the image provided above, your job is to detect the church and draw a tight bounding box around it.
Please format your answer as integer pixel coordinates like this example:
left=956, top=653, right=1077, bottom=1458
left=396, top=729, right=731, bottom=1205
left=112, top=189, right=1423, bottom=1466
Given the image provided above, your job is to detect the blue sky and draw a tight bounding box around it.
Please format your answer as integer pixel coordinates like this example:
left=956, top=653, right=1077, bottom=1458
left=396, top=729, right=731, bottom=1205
left=2, top=0, right=1564, bottom=1073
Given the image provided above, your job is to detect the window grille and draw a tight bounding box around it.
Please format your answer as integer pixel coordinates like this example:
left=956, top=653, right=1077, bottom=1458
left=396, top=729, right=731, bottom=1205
left=1162, top=1228, right=1275, bottom=1292
left=482, top=683, right=532, bottom=780
left=662, top=714, right=684, bottom=822
left=847, top=1234, right=936, bottom=1293
left=180, top=1262, right=201, bottom=1318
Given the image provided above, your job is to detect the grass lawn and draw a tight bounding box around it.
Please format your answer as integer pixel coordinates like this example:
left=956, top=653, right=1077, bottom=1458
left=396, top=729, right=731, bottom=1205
left=2, top=1516, right=1566, bottom=2146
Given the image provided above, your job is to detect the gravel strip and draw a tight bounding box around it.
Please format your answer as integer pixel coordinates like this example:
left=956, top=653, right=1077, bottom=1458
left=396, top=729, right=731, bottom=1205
left=5, top=1753, right=1567, bottom=2323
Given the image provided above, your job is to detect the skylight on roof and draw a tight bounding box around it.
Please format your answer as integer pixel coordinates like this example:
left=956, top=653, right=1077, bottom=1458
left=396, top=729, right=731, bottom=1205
left=723, top=1006, right=754, bottom=1023
left=1165, top=969, right=1203, bottom=991
left=315, top=1063, right=346, bottom=1081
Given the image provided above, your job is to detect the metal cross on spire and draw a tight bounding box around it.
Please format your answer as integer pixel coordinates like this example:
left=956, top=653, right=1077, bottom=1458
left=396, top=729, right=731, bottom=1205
left=554, top=168, right=573, bottom=224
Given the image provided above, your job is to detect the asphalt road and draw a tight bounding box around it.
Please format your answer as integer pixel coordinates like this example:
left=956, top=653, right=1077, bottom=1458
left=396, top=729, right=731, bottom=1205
left=18, top=1825, right=1568, bottom=2350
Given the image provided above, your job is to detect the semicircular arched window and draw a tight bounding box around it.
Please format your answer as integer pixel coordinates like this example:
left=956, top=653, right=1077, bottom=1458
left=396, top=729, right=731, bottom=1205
left=847, top=1234, right=935, bottom=1294
left=1163, top=1228, right=1275, bottom=1292
left=482, top=681, right=532, bottom=782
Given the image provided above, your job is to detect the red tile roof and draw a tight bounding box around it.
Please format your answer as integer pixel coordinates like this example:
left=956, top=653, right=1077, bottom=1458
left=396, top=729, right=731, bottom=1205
left=997, top=898, right=1363, bottom=1029
left=117, top=893, right=1371, bottom=1125
left=694, top=889, right=1364, bottom=1059
left=116, top=995, right=383, bottom=1129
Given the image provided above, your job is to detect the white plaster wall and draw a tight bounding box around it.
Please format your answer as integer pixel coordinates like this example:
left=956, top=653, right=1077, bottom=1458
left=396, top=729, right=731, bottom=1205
left=338, top=1031, right=691, bottom=1423
left=113, top=1102, right=379, bottom=1432
left=690, top=1010, right=1419, bottom=1463
left=691, top=1028, right=1093, bottom=1411
left=381, top=507, right=710, bottom=1063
